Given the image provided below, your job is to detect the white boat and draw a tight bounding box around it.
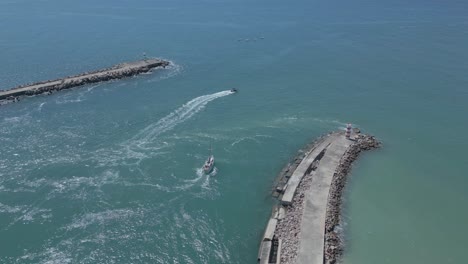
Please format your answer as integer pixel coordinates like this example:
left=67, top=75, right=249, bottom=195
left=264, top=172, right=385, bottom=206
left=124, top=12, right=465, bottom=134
left=203, top=145, right=215, bottom=174
left=203, top=155, right=214, bottom=174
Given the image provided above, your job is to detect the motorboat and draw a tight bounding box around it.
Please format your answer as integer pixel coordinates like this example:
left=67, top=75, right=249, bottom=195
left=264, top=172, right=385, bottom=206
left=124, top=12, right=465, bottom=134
left=203, top=154, right=214, bottom=174
left=202, top=144, right=215, bottom=174
left=230, top=88, right=238, bottom=93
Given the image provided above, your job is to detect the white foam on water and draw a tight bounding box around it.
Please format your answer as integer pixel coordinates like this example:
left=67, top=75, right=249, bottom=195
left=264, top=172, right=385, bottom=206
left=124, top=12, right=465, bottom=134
left=65, top=208, right=139, bottom=231
left=270, top=116, right=347, bottom=128
left=121, top=181, right=172, bottom=192
left=189, top=132, right=232, bottom=141
left=231, top=136, right=259, bottom=146
left=209, top=167, right=218, bottom=177
left=58, top=129, right=86, bottom=139
left=86, top=83, right=100, bottom=91
left=2, top=115, right=27, bottom=123
left=54, top=84, right=99, bottom=105
left=173, top=169, right=205, bottom=191
left=272, top=116, right=300, bottom=123
left=230, top=134, right=272, bottom=147
left=19, top=246, right=73, bottom=264
left=53, top=170, right=119, bottom=191
left=89, top=90, right=233, bottom=168
left=187, top=168, right=205, bottom=183
left=55, top=96, right=84, bottom=104
left=168, top=165, right=220, bottom=192
left=0, top=203, right=24, bottom=214
left=201, top=167, right=217, bottom=189
left=92, top=147, right=149, bottom=167
left=125, top=90, right=234, bottom=153
left=169, top=209, right=232, bottom=263
left=311, top=117, right=348, bottom=127
left=38, top=102, right=46, bottom=111
left=5, top=207, right=53, bottom=228
left=147, top=60, right=183, bottom=82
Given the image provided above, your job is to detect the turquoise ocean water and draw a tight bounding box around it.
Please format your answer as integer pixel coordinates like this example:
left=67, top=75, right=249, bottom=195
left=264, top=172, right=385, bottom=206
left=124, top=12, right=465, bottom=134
left=1, top=0, right=467, bottom=263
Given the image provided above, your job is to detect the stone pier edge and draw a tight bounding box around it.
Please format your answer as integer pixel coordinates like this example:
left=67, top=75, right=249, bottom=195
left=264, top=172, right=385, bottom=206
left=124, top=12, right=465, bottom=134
left=0, top=58, right=170, bottom=105
left=258, top=130, right=381, bottom=264
left=323, top=134, right=381, bottom=264
left=258, top=133, right=330, bottom=264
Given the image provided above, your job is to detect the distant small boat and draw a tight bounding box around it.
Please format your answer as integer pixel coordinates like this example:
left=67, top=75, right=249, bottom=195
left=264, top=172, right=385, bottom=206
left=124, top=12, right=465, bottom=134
left=203, top=155, right=214, bottom=174
left=203, top=144, right=215, bottom=174
left=230, top=88, right=238, bottom=93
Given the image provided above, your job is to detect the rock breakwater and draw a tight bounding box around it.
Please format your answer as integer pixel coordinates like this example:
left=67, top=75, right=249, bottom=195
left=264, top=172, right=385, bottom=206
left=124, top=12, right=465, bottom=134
left=272, top=136, right=327, bottom=197
left=273, top=136, right=326, bottom=264
left=275, top=165, right=315, bottom=264
left=258, top=130, right=380, bottom=264
left=324, top=134, right=381, bottom=264
left=0, top=58, right=169, bottom=105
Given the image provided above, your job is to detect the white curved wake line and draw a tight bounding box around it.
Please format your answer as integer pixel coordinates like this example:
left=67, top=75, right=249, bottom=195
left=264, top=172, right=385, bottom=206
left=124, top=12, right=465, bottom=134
left=38, top=102, right=46, bottom=111
left=129, top=90, right=233, bottom=148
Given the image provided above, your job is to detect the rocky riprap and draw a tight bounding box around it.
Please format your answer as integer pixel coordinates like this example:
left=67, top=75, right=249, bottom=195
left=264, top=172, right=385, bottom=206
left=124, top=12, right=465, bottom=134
left=0, top=59, right=169, bottom=105
left=272, top=132, right=380, bottom=264
left=273, top=136, right=326, bottom=264
left=275, top=169, right=314, bottom=264
left=324, top=134, right=381, bottom=264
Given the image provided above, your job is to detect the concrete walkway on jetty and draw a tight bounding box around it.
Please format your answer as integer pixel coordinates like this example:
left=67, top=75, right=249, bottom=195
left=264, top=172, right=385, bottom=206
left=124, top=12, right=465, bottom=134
left=296, top=135, right=351, bottom=264
left=0, top=58, right=169, bottom=102
left=280, top=133, right=340, bottom=206
left=258, top=130, right=380, bottom=264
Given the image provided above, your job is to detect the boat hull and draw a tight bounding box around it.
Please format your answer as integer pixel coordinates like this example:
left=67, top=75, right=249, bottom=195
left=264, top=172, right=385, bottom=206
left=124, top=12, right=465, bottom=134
left=203, top=155, right=215, bottom=174
left=203, top=165, right=214, bottom=174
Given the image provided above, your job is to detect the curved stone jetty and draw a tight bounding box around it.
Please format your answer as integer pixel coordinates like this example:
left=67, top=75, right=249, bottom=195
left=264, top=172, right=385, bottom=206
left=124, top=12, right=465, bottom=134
left=0, top=58, right=169, bottom=104
left=258, top=129, right=380, bottom=264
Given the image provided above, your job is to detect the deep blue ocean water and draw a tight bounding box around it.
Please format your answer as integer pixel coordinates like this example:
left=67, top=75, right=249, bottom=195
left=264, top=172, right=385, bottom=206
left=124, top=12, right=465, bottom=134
left=1, top=0, right=467, bottom=263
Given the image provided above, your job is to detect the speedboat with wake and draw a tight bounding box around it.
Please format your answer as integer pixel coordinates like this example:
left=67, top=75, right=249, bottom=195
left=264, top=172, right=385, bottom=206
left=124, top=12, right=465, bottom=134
left=230, top=88, right=238, bottom=93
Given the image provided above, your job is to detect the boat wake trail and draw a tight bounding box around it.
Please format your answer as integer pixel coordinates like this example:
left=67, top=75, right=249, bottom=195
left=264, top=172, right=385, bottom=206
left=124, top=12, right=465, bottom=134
left=128, top=90, right=234, bottom=151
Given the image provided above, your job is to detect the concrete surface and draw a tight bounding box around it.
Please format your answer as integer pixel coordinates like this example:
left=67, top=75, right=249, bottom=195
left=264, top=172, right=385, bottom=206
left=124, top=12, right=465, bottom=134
left=296, top=135, right=351, bottom=264
left=281, top=134, right=339, bottom=205
left=258, top=241, right=272, bottom=263
left=263, top=218, right=278, bottom=241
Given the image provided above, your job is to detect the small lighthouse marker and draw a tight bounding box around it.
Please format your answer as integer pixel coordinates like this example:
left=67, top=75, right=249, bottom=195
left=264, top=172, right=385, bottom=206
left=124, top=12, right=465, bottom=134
left=345, top=123, right=352, bottom=139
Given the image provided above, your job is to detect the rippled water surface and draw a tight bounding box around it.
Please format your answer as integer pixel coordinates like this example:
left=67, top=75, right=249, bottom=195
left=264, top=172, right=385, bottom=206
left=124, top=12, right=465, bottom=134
left=1, top=0, right=468, bottom=263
